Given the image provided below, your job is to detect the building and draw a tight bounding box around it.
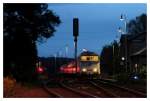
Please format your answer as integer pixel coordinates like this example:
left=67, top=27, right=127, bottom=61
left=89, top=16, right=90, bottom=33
left=120, top=32, right=147, bottom=74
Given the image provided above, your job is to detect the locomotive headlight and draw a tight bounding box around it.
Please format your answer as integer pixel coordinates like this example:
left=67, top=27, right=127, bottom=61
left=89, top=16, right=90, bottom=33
left=82, top=68, right=87, bottom=72
left=93, top=68, right=97, bottom=72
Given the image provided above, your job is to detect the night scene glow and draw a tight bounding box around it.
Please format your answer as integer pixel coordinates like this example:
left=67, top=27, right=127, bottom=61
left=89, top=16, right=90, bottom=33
left=3, top=3, right=147, bottom=98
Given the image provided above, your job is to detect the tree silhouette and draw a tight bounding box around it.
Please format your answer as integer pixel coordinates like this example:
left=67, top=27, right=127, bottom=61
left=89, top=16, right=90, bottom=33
left=127, top=14, right=146, bottom=34
left=4, top=4, right=61, bottom=82
left=100, top=44, right=113, bottom=75
left=100, top=40, right=120, bottom=75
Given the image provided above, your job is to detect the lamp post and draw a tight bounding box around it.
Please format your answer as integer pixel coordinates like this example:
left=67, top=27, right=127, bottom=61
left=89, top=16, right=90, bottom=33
left=65, top=44, right=68, bottom=58
left=119, top=14, right=128, bottom=72
left=112, top=44, right=115, bottom=76
left=54, top=54, right=57, bottom=73
left=65, top=44, right=69, bottom=64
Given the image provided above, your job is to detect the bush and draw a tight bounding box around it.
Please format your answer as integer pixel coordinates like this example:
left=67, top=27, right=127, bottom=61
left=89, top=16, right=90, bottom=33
left=4, top=76, right=16, bottom=97
left=114, top=73, right=130, bottom=84
left=139, top=65, right=147, bottom=79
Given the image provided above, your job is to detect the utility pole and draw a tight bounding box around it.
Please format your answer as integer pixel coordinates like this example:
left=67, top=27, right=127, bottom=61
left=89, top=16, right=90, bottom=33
left=113, top=44, right=115, bottom=76
left=65, top=44, right=68, bottom=64
left=74, top=38, right=77, bottom=73
left=73, top=18, right=79, bottom=73
left=65, top=44, right=68, bottom=58
left=54, top=54, right=57, bottom=74
left=120, top=14, right=128, bottom=72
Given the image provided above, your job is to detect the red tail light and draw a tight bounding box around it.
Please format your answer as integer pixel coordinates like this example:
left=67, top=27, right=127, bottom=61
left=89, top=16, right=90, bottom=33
left=37, top=67, right=44, bottom=73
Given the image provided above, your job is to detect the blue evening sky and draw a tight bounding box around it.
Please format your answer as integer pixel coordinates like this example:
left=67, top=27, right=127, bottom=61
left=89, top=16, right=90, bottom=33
left=37, top=3, right=146, bottom=58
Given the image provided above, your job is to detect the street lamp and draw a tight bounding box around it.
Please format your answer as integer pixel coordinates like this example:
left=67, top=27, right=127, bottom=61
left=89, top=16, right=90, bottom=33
left=119, top=14, right=128, bottom=72
left=121, top=57, right=125, bottom=61
left=120, top=14, right=127, bottom=34
left=82, top=48, right=87, bottom=52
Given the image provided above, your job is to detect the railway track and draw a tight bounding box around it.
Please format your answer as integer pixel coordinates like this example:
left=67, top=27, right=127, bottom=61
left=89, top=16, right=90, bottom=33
left=92, top=80, right=146, bottom=98
left=62, top=80, right=117, bottom=97
left=40, top=77, right=146, bottom=98
left=99, top=79, right=146, bottom=93
left=42, top=81, right=96, bottom=98
left=42, top=85, right=62, bottom=97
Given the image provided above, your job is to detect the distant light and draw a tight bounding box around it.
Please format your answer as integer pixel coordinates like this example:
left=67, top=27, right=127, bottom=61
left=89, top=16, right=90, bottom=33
left=93, top=68, right=97, bottom=72
left=37, top=67, right=44, bottom=73
left=60, top=67, right=64, bottom=71
left=82, top=49, right=88, bottom=52
left=134, top=76, right=139, bottom=80
left=73, top=68, right=76, bottom=71
left=121, top=57, right=125, bottom=61
left=82, top=68, right=87, bottom=72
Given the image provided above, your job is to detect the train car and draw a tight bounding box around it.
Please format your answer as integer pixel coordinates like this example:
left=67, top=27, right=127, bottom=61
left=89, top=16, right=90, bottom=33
left=59, top=51, right=100, bottom=77
left=60, top=61, right=80, bottom=74
left=79, top=51, right=100, bottom=76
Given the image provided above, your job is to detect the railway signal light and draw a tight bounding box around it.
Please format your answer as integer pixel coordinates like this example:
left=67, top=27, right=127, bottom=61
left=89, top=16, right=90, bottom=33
left=73, top=18, right=79, bottom=37
left=73, top=18, right=79, bottom=74
left=37, top=67, right=44, bottom=74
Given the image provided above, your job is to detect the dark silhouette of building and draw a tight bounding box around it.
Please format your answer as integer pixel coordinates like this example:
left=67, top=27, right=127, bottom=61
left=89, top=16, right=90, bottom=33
left=120, top=32, right=147, bottom=74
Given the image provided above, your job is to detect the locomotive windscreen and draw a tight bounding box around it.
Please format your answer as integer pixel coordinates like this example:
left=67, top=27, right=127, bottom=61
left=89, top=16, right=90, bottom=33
left=80, top=56, right=99, bottom=62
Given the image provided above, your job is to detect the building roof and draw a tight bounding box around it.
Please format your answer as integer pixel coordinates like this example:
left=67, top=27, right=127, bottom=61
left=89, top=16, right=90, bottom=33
left=128, top=32, right=146, bottom=41
left=79, top=51, right=99, bottom=56
left=120, top=32, right=146, bottom=42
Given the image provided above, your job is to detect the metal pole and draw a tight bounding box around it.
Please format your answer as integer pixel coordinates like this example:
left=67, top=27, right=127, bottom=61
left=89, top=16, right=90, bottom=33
left=120, top=14, right=128, bottom=73
left=125, top=35, right=128, bottom=72
left=113, top=45, right=115, bottom=75
left=59, top=51, right=61, bottom=68
left=65, top=45, right=68, bottom=64
left=74, top=37, right=78, bottom=73
left=124, top=17, right=128, bottom=73
left=54, top=54, right=57, bottom=73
